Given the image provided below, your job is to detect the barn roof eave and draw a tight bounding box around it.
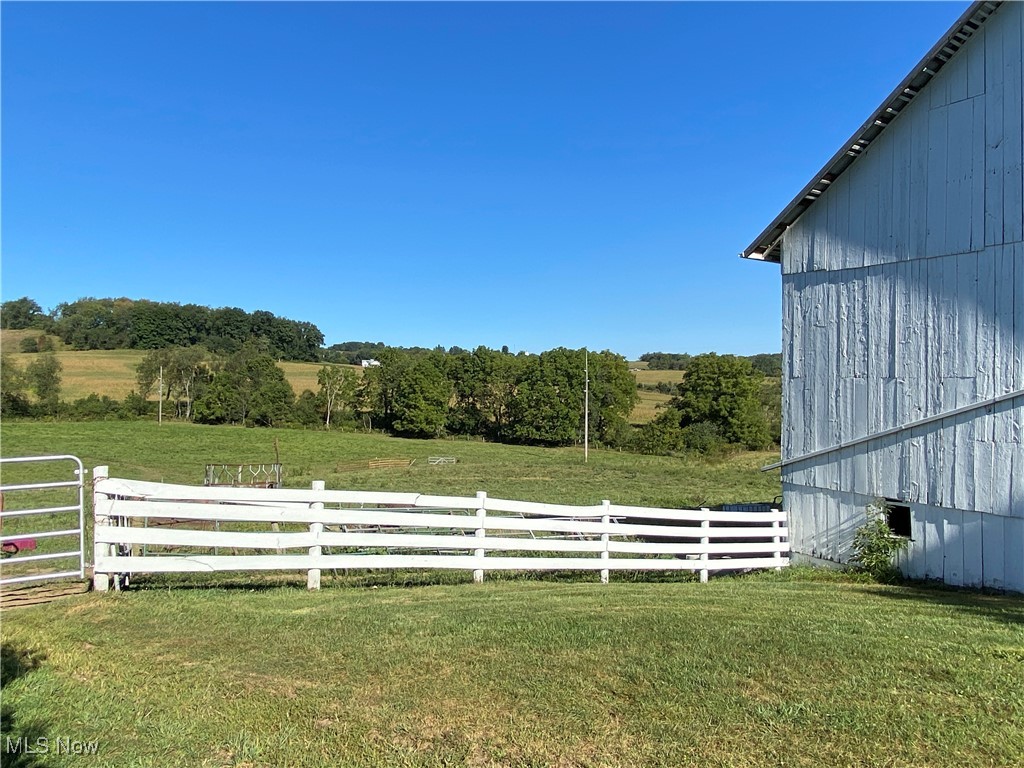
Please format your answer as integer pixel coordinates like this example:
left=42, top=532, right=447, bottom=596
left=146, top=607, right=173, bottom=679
left=739, top=0, right=1002, bottom=265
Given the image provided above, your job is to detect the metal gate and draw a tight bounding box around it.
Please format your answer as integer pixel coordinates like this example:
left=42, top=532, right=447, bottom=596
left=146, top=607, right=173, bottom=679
left=0, top=455, right=87, bottom=586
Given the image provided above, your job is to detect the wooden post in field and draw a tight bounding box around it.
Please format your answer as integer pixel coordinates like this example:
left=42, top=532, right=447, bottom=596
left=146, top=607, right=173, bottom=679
left=600, top=499, right=611, bottom=585
left=308, top=480, right=325, bottom=590
left=93, top=465, right=110, bottom=592
left=699, top=510, right=711, bottom=584
left=772, top=512, right=782, bottom=571
left=474, top=491, right=486, bottom=583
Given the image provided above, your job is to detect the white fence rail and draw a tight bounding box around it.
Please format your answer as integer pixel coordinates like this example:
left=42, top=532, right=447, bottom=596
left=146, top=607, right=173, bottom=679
left=92, top=466, right=789, bottom=591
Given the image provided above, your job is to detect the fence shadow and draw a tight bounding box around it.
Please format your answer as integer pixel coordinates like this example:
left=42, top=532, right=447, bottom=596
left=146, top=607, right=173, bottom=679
left=852, top=582, right=1024, bottom=626
left=0, top=643, right=51, bottom=767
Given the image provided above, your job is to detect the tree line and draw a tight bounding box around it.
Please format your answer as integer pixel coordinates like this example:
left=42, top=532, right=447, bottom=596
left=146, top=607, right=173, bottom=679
left=640, top=350, right=782, bottom=376
left=1, top=342, right=780, bottom=456
left=1, top=296, right=324, bottom=361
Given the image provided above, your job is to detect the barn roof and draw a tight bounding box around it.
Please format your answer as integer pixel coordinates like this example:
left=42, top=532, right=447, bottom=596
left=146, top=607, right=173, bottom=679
left=741, top=0, right=1002, bottom=264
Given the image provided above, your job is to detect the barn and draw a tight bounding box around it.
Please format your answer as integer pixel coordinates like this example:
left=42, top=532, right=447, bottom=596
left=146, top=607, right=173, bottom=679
left=742, top=0, right=1023, bottom=591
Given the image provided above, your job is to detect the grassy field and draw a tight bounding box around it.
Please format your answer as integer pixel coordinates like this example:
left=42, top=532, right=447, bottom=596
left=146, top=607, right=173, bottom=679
left=2, top=573, right=1022, bottom=767
left=0, top=421, right=781, bottom=508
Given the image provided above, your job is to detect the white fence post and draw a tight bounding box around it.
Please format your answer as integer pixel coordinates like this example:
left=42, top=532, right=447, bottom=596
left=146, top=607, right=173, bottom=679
left=474, top=491, right=486, bottom=584
left=699, top=510, right=710, bottom=584
left=772, top=512, right=782, bottom=572
left=308, top=480, right=325, bottom=590
left=600, top=500, right=611, bottom=585
left=93, top=465, right=110, bottom=592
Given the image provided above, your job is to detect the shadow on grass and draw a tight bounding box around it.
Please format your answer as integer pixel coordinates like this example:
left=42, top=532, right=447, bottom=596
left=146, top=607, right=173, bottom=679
left=0, top=644, right=50, bottom=767
left=852, top=581, right=1024, bottom=626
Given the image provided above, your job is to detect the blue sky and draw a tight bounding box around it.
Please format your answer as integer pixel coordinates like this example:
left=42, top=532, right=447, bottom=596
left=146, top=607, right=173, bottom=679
left=2, top=1, right=969, bottom=359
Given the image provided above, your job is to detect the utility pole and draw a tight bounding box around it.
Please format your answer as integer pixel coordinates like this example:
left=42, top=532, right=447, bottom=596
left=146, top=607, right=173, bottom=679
left=584, top=348, right=589, bottom=464
left=158, top=366, right=163, bottom=426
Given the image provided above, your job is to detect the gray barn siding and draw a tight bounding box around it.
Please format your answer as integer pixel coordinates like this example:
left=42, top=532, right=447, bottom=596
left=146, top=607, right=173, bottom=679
left=779, top=1, right=1024, bottom=591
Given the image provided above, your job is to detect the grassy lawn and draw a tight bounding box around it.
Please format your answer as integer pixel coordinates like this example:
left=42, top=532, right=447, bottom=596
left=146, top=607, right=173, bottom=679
left=2, top=572, right=1022, bottom=767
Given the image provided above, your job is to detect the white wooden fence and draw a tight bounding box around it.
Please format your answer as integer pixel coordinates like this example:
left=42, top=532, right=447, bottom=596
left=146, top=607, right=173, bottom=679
left=91, top=466, right=789, bottom=591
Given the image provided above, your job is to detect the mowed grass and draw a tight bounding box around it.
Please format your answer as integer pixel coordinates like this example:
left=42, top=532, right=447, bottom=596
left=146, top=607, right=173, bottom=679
left=630, top=389, right=673, bottom=424
left=0, top=420, right=781, bottom=508
left=2, top=575, right=1022, bottom=767
left=631, top=368, right=685, bottom=387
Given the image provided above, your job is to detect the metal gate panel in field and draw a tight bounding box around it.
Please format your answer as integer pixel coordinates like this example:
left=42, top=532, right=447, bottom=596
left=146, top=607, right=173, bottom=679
left=0, top=455, right=87, bottom=586
left=92, top=467, right=790, bottom=590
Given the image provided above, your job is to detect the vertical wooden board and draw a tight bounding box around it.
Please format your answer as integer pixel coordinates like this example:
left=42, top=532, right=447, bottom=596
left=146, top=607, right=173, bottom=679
left=930, top=57, right=950, bottom=110
left=854, top=274, right=869, bottom=380
left=890, top=114, right=912, bottom=261
left=1003, top=516, right=1024, bottom=593
left=926, top=106, right=948, bottom=256
left=811, top=490, right=825, bottom=559
left=833, top=169, right=851, bottom=269
left=852, top=379, right=869, bottom=493
left=1002, top=4, right=1024, bottom=245
left=981, top=512, right=1005, bottom=588
left=785, top=385, right=804, bottom=461
left=846, top=166, right=867, bottom=270
left=783, top=484, right=805, bottom=553
left=952, top=391, right=978, bottom=512
left=967, top=23, right=987, bottom=98
left=975, top=247, right=997, bottom=399
left=943, top=510, right=965, bottom=587
left=958, top=254, right=979, bottom=377
left=993, top=442, right=1016, bottom=513
left=940, top=257, right=961, bottom=379
left=865, top=267, right=882, bottom=385
left=906, top=504, right=927, bottom=578
left=974, top=432, right=995, bottom=515
left=1014, top=243, right=1024, bottom=390
left=791, top=277, right=806, bottom=381
left=945, top=98, right=975, bottom=255
left=861, top=145, right=881, bottom=267
left=826, top=491, right=841, bottom=561
left=946, top=40, right=969, bottom=104
left=909, top=431, right=926, bottom=504
left=985, top=12, right=1006, bottom=247
left=876, top=135, right=895, bottom=266
left=1013, top=438, right=1024, bottom=517
left=961, top=511, right=984, bottom=587
left=971, top=96, right=987, bottom=250
left=994, top=246, right=1016, bottom=394
left=909, top=99, right=931, bottom=255
left=923, top=506, right=944, bottom=580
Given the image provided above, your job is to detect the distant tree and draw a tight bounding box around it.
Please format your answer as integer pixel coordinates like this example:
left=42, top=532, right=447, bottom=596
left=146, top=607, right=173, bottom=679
left=26, top=353, right=62, bottom=416
left=506, top=348, right=584, bottom=446
left=317, top=365, right=357, bottom=427
left=193, top=345, right=294, bottom=426
left=748, top=353, right=783, bottom=378
left=667, top=353, right=771, bottom=450
left=0, top=353, right=31, bottom=416
left=639, top=352, right=693, bottom=371
left=587, top=351, right=639, bottom=447
left=390, top=353, right=452, bottom=438
left=136, top=346, right=211, bottom=420
left=1, top=297, right=46, bottom=330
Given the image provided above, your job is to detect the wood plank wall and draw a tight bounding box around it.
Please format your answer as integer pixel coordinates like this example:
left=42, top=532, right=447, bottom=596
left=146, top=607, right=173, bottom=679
left=779, top=2, right=1024, bottom=590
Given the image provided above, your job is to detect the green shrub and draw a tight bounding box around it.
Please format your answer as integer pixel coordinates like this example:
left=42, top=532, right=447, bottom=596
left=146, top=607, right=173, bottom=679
left=851, top=499, right=909, bottom=583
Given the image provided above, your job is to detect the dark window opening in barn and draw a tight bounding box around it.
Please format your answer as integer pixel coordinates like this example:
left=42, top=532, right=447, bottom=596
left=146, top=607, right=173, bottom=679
left=884, top=501, right=912, bottom=538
